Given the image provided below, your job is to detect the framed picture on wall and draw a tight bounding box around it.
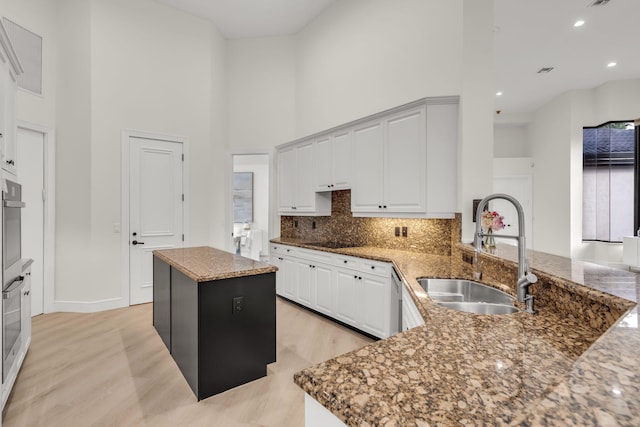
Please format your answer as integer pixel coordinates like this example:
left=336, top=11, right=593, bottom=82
left=233, top=172, right=253, bottom=223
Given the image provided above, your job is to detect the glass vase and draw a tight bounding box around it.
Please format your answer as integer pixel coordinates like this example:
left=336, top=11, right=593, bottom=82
left=484, top=228, right=496, bottom=250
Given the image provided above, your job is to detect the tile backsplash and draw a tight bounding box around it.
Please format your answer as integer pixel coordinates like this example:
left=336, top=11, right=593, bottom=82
left=280, top=190, right=460, bottom=256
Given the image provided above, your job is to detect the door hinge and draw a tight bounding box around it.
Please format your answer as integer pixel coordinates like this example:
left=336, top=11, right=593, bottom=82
left=181, top=154, right=184, bottom=161
left=182, top=194, right=184, bottom=202
left=42, top=189, right=46, bottom=202
left=182, top=234, right=185, bottom=242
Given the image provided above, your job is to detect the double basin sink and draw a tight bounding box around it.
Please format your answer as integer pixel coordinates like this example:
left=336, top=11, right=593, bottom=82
left=418, top=278, right=519, bottom=315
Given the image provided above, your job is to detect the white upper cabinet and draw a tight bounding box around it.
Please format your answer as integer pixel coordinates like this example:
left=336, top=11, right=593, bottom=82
left=0, top=22, right=22, bottom=177
left=277, top=140, right=331, bottom=216
left=425, top=102, right=459, bottom=215
left=351, top=120, right=385, bottom=212
left=315, top=129, right=352, bottom=191
left=277, top=97, right=459, bottom=218
left=352, top=105, right=427, bottom=214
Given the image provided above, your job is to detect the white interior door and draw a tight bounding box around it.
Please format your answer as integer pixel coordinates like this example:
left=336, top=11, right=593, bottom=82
left=129, top=137, right=184, bottom=305
left=17, top=128, right=45, bottom=316
left=492, top=175, right=533, bottom=248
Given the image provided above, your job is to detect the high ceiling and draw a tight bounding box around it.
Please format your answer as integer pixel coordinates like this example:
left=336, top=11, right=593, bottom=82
left=156, top=0, right=640, bottom=115
left=494, top=0, right=640, bottom=115
left=155, top=0, right=335, bottom=39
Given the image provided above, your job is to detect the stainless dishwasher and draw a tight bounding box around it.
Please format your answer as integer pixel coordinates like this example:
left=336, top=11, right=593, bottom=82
left=391, top=268, right=403, bottom=334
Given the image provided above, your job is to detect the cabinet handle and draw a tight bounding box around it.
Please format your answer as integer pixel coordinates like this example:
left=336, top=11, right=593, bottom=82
left=383, top=205, right=387, bottom=209
left=327, top=185, right=331, bottom=188
left=378, top=205, right=382, bottom=209
left=278, top=257, right=283, bottom=260
left=371, top=266, right=375, bottom=270
left=354, top=275, right=357, bottom=279
left=344, top=260, right=347, bottom=264
left=358, top=277, right=362, bottom=280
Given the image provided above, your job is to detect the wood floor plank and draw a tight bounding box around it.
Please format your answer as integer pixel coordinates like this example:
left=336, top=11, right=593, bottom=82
left=2, top=297, right=373, bottom=426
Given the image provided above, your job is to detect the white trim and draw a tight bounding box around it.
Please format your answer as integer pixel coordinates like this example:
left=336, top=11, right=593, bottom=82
left=53, top=297, right=127, bottom=313
left=17, top=120, right=56, bottom=314
left=278, top=96, right=460, bottom=150
left=226, top=150, right=272, bottom=254
left=121, top=129, right=189, bottom=307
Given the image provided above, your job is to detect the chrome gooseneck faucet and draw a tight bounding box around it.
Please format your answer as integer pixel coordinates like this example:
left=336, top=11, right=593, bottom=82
left=473, top=194, right=537, bottom=314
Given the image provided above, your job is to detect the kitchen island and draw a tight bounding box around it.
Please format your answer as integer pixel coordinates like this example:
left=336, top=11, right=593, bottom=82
left=153, top=246, right=277, bottom=401
left=271, top=237, right=640, bottom=426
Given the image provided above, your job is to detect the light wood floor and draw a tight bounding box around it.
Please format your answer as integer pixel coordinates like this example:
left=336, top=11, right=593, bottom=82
left=2, top=297, right=373, bottom=427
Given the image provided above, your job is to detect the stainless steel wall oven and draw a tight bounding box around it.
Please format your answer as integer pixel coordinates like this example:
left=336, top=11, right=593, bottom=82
left=2, top=179, right=25, bottom=382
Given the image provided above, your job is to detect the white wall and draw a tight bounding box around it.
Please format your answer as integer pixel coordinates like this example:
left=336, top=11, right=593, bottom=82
left=3, top=0, right=498, bottom=310
left=81, top=0, right=222, bottom=305
left=494, top=126, right=528, bottom=158
left=459, top=0, right=495, bottom=242
left=525, top=78, right=640, bottom=263
left=295, top=0, right=464, bottom=136
left=0, top=0, right=57, bottom=128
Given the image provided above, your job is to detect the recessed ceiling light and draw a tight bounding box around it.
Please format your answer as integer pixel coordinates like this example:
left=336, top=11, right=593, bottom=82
left=496, top=92, right=503, bottom=96
left=607, top=62, right=617, bottom=68
left=574, top=20, right=585, bottom=27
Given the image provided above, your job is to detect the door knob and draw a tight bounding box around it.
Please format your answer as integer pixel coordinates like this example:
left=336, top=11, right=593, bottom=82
left=132, top=240, right=145, bottom=245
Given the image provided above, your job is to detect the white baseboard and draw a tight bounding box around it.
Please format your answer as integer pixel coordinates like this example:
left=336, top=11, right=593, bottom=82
left=53, top=297, right=128, bottom=313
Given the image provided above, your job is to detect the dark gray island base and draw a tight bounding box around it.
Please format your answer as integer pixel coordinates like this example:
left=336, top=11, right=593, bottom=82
left=152, top=246, right=278, bottom=401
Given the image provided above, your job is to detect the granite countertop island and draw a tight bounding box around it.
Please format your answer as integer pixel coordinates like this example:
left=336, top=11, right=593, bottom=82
left=152, top=246, right=278, bottom=400
left=153, top=246, right=277, bottom=282
left=271, top=237, right=640, bottom=426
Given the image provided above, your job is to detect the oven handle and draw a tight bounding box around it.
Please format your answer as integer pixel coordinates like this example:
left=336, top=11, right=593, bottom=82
left=3, top=200, right=25, bottom=208
left=3, top=277, right=24, bottom=299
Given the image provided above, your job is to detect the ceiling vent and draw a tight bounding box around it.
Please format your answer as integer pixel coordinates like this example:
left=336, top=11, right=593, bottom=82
left=537, top=67, right=554, bottom=74
left=589, top=0, right=611, bottom=6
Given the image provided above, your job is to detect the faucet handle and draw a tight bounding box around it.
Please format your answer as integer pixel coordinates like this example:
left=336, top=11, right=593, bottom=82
left=526, top=272, right=538, bottom=284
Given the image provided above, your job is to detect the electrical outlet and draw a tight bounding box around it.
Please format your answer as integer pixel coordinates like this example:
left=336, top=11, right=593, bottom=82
left=462, top=253, right=473, bottom=264
left=402, top=226, right=408, bottom=237
left=395, top=227, right=400, bottom=237
left=232, top=296, right=244, bottom=314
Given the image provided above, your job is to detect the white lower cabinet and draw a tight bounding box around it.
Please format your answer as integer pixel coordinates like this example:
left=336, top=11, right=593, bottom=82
left=358, top=273, right=390, bottom=338
left=305, top=393, right=347, bottom=427
left=333, top=268, right=359, bottom=325
left=313, top=263, right=333, bottom=316
left=272, top=244, right=395, bottom=339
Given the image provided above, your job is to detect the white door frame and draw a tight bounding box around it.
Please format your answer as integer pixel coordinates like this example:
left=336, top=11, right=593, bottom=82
left=121, top=130, right=190, bottom=306
left=17, top=120, right=56, bottom=314
left=225, top=150, right=274, bottom=254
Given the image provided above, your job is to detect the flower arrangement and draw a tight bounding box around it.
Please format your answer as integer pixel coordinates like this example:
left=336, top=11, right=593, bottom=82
left=481, top=211, right=505, bottom=232
left=481, top=211, right=504, bottom=249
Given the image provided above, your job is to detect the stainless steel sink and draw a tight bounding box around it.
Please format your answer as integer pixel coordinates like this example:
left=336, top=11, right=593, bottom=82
left=436, top=302, right=519, bottom=315
left=417, top=278, right=519, bottom=315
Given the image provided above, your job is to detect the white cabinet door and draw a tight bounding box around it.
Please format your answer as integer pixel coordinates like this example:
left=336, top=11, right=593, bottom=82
left=384, top=106, right=426, bottom=213
left=281, top=256, right=297, bottom=300
left=21, top=268, right=32, bottom=353
left=426, top=102, right=458, bottom=214
left=295, top=140, right=316, bottom=212
left=277, top=146, right=297, bottom=212
left=3, top=71, right=16, bottom=174
left=296, top=261, right=314, bottom=307
left=358, top=273, right=391, bottom=338
left=313, top=262, right=333, bottom=316
left=315, top=135, right=332, bottom=191
left=333, top=268, right=359, bottom=325
left=351, top=121, right=385, bottom=213
left=270, top=255, right=284, bottom=295
left=332, top=130, right=351, bottom=190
